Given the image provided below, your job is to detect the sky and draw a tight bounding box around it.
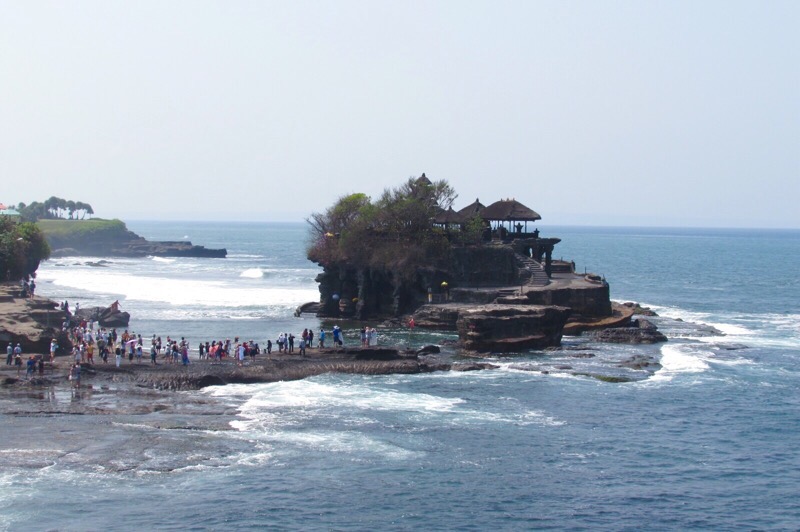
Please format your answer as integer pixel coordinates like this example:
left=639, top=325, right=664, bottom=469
left=1, top=1, right=798, bottom=228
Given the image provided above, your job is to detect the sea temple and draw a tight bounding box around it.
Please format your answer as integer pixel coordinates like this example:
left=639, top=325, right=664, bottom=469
left=304, top=174, right=661, bottom=352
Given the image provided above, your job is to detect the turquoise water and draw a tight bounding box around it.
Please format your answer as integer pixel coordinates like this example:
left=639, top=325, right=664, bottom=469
left=3, top=223, right=799, bottom=530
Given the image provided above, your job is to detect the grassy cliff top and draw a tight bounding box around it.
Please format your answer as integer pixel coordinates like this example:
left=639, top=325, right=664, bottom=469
left=36, top=219, right=137, bottom=247
left=37, top=218, right=128, bottom=236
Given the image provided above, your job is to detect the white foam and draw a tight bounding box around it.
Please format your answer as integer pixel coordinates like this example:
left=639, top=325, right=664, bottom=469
left=149, top=256, right=175, bottom=264
left=239, top=268, right=264, bottom=278
left=233, top=380, right=463, bottom=415
left=707, top=322, right=752, bottom=336
left=37, top=267, right=318, bottom=307
left=651, top=344, right=710, bottom=383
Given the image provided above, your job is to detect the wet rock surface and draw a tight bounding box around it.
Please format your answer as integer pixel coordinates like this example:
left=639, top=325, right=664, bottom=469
left=590, top=319, right=668, bottom=344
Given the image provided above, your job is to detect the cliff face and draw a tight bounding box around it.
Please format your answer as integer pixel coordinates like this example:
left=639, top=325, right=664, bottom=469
left=524, top=282, right=612, bottom=317
left=313, top=245, right=520, bottom=319
left=456, top=304, right=571, bottom=353
left=38, top=219, right=227, bottom=258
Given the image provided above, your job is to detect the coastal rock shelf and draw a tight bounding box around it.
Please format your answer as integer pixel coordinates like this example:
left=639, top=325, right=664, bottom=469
left=0, top=347, right=500, bottom=392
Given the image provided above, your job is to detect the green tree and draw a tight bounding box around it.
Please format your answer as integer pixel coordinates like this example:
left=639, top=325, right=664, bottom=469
left=307, top=175, right=458, bottom=279
left=0, top=218, right=51, bottom=281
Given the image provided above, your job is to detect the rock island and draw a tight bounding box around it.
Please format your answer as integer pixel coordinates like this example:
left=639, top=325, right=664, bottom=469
left=304, top=174, right=665, bottom=352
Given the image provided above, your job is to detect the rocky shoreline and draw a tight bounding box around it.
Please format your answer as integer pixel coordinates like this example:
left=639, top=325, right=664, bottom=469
left=0, top=347, right=497, bottom=394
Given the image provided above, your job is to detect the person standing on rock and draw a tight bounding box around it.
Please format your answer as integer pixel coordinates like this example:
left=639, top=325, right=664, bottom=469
left=49, top=339, right=58, bottom=362
left=86, top=342, right=95, bottom=365
left=26, top=356, right=35, bottom=379
left=237, top=343, right=245, bottom=366
left=14, top=352, right=22, bottom=376
left=70, top=363, right=81, bottom=388
left=6, top=343, right=12, bottom=365
left=308, top=329, right=314, bottom=348
left=115, top=345, right=122, bottom=367
left=318, top=329, right=325, bottom=348
left=298, top=337, right=306, bottom=356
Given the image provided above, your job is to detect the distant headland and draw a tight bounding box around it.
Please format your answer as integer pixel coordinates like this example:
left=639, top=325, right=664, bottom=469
left=38, top=218, right=227, bottom=258
left=2, top=196, right=226, bottom=258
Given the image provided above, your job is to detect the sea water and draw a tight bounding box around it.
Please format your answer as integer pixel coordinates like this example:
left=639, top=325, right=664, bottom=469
left=1, top=223, right=798, bottom=530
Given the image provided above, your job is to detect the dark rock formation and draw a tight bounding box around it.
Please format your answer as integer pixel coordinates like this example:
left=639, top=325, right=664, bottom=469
left=524, top=282, right=611, bottom=317
left=312, top=246, right=525, bottom=320
left=415, top=345, right=441, bottom=355
left=457, top=305, right=571, bottom=353
left=50, top=239, right=226, bottom=258
left=0, top=284, right=72, bottom=356
left=74, top=305, right=130, bottom=327
left=451, top=362, right=500, bottom=372
left=617, top=354, right=662, bottom=371
left=621, top=301, right=659, bottom=316
left=411, top=306, right=462, bottom=330
left=590, top=319, right=668, bottom=344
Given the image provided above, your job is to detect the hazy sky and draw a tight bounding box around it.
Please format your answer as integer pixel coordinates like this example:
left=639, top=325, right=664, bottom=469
left=1, top=1, right=798, bottom=228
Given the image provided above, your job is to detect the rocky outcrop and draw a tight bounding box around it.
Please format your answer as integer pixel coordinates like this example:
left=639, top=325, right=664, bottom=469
left=590, top=319, right=668, bottom=344
left=74, top=305, right=130, bottom=327
left=0, top=284, right=72, bottom=356
left=524, top=282, right=611, bottom=317
left=49, top=239, right=226, bottom=258
left=410, top=303, right=573, bottom=353
left=563, top=302, right=635, bottom=335
left=620, top=301, right=659, bottom=316
left=456, top=304, right=571, bottom=353
left=411, top=305, right=462, bottom=329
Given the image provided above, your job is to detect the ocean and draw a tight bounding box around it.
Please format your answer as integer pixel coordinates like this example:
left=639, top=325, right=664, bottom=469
left=2, top=222, right=798, bottom=530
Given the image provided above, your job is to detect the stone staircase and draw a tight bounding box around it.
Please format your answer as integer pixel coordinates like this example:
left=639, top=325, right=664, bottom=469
left=516, top=254, right=550, bottom=287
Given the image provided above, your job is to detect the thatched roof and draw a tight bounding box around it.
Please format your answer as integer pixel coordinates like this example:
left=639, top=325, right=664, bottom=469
left=457, top=198, right=486, bottom=218
left=433, top=207, right=468, bottom=225
left=479, top=199, right=541, bottom=222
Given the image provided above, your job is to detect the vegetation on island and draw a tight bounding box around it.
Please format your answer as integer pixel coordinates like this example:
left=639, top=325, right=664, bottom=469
left=36, top=218, right=135, bottom=250
left=0, top=217, right=50, bottom=282
left=15, top=196, right=95, bottom=222
left=306, top=176, right=483, bottom=279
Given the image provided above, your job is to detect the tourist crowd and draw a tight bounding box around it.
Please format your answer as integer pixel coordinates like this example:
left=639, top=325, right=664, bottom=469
left=47, top=321, right=382, bottom=371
